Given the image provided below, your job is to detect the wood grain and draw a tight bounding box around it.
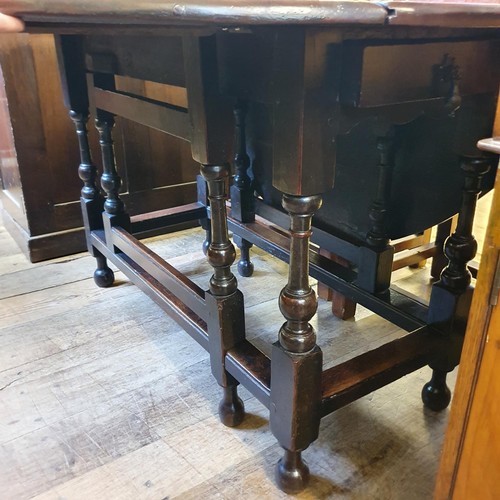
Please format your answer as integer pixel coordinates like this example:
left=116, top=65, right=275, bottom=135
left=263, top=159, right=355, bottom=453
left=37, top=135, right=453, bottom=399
left=0, top=35, right=199, bottom=262
left=0, top=192, right=493, bottom=498
left=3, top=0, right=500, bottom=29
left=454, top=301, right=500, bottom=498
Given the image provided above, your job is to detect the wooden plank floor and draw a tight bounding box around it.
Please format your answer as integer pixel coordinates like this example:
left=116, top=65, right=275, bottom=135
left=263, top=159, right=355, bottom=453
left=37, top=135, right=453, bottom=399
left=0, top=193, right=492, bottom=500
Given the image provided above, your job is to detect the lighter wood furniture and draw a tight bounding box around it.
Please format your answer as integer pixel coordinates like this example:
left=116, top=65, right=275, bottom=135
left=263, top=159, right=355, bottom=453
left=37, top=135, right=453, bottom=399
left=435, top=137, right=500, bottom=500
left=3, top=1, right=499, bottom=494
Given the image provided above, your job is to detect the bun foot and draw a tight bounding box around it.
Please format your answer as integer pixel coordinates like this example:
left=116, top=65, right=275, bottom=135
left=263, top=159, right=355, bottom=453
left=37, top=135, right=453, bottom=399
left=422, top=370, right=451, bottom=411
left=238, top=258, right=254, bottom=277
left=219, top=386, right=245, bottom=427
left=93, top=256, right=115, bottom=288
left=94, top=267, right=115, bottom=288
left=275, top=449, right=310, bottom=494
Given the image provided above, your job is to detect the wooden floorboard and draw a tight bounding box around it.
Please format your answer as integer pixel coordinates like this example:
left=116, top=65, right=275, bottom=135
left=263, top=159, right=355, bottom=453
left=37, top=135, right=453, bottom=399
left=0, top=192, right=492, bottom=500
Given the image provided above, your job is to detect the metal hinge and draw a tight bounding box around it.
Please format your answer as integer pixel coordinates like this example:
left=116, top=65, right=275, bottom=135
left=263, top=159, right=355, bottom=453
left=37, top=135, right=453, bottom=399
left=489, top=252, right=500, bottom=306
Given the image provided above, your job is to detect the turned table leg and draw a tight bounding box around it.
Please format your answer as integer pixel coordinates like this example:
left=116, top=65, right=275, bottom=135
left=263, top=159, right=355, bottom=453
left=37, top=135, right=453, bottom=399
left=424, top=156, right=491, bottom=411
left=183, top=34, right=246, bottom=424
left=56, top=36, right=114, bottom=288
left=69, top=111, right=114, bottom=288
left=271, top=194, right=323, bottom=494
left=357, top=133, right=395, bottom=294
left=95, top=111, right=130, bottom=230
left=230, top=100, right=255, bottom=277
left=202, top=163, right=245, bottom=427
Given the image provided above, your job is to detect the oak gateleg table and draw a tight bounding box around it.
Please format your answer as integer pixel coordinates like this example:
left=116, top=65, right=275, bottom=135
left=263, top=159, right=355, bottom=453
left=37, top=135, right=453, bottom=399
left=3, top=1, right=500, bottom=493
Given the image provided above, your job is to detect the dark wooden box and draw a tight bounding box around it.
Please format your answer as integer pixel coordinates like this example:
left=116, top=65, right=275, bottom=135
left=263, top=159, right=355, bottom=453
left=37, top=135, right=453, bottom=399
left=247, top=36, right=499, bottom=243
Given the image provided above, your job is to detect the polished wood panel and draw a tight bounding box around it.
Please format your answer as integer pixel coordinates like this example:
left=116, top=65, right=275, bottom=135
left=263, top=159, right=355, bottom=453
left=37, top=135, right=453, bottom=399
left=453, top=296, right=500, bottom=498
left=0, top=34, right=80, bottom=231
left=0, top=34, right=199, bottom=261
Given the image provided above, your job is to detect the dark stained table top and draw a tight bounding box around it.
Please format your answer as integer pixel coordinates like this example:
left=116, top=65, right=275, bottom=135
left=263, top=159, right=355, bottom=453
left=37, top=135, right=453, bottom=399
left=1, top=0, right=500, bottom=29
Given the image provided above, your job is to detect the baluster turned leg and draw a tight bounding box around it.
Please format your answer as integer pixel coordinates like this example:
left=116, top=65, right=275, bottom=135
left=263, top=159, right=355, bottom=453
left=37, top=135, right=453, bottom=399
left=357, top=133, right=395, bottom=293
left=430, top=216, right=458, bottom=279
left=95, top=113, right=130, bottom=240
left=424, top=156, right=491, bottom=411
left=202, top=163, right=245, bottom=427
left=230, top=100, right=255, bottom=277
left=56, top=36, right=114, bottom=288
left=271, top=194, right=323, bottom=494
left=70, top=111, right=114, bottom=288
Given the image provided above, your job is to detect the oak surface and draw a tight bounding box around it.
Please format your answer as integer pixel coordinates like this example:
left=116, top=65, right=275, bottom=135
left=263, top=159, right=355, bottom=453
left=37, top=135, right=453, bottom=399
left=2, top=0, right=500, bottom=29
left=434, top=148, right=500, bottom=499
left=0, top=191, right=492, bottom=499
